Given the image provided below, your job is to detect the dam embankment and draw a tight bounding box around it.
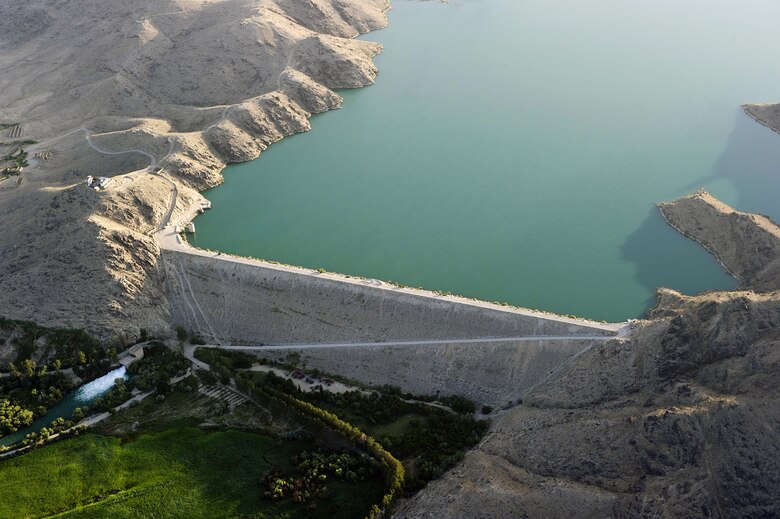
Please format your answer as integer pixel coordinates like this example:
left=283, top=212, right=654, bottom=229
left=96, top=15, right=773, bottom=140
left=161, top=248, right=621, bottom=346
left=193, top=338, right=606, bottom=406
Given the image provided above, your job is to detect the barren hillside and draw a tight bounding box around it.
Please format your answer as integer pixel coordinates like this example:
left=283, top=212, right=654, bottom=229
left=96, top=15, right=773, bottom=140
left=0, top=0, right=388, bottom=337
left=397, top=193, right=780, bottom=518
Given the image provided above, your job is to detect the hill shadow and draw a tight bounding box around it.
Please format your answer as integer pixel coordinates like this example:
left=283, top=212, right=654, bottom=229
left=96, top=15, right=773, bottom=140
left=689, top=107, right=780, bottom=220
left=621, top=208, right=737, bottom=315
left=620, top=106, right=780, bottom=306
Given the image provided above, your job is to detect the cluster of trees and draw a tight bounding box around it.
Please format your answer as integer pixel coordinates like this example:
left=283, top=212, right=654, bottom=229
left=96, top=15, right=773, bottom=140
left=0, top=358, right=75, bottom=439
left=0, top=317, right=107, bottom=377
left=204, top=354, right=489, bottom=516
left=175, top=326, right=206, bottom=345
left=0, top=142, right=31, bottom=176
left=4, top=360, right=70, bottom=407
left=380, top=413, right=489, bottom=491
left=0, top=399, right=33, bottom=436
left=127, top=342, right=189, bottom=391
left=20, top=416, right=75, bottom=446
left=235, top=372, right=405, bottom=518
left=261, top=449, right=380, bottom=504
left=304, top=388, right=418, bottom=426
left=275, top=380, right=488, bottom=492
left=193, top=348, right=254, bottom=384
left=92, top=379, right=131, bottom=412
left=380, top=385, right=476, bottom=414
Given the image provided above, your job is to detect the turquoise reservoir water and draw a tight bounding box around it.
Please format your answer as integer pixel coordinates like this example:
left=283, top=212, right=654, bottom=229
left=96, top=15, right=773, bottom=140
left=192, top=0, right=780, bottom=321
left=0, top=367, right=127, bottom=447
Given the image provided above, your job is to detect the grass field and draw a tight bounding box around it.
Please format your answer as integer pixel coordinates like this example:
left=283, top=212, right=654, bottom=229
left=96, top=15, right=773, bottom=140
left=0, top=427, right=384, bottom=518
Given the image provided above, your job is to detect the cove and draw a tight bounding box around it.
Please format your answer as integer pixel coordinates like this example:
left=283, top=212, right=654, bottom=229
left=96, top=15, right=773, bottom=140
left=0, top=366, right=127, bottom=447
left=191, top=0, right=780, bottom=322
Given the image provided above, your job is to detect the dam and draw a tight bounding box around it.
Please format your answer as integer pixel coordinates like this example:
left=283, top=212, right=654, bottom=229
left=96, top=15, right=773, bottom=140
left=162, top=232, right=625, bottom=405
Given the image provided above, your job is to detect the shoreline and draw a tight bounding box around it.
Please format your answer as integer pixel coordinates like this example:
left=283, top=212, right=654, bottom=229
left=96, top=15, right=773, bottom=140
left=742, top=104, right=780, bottom=136
left=657, top=196, right=743, bottom=285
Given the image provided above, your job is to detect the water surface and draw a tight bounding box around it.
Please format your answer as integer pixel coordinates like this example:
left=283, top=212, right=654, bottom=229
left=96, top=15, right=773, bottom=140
left=192, top=0, right=780, bottom=321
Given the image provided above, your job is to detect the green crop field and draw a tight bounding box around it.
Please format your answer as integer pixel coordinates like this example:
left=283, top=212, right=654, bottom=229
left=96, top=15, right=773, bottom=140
left=0, top=427, right=384, bottom=518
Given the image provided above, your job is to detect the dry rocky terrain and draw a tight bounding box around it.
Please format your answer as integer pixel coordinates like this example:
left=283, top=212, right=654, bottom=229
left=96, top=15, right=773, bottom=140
left=0, top=0, right=387, bottom=337
left=397, top=192, right=780, bottom=517
left=744, top=103, right=780, bottom=135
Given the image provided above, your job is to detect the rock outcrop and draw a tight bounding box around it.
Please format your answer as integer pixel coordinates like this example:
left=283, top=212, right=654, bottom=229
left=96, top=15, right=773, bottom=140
left=744, top=103, right=780, bottom=135
left=397, top=195, right=780, bottom=518
left=659, top=190, right=780, bottom=290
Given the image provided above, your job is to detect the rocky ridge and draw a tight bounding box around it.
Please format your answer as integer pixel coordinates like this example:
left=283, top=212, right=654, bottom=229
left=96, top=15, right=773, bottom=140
left=744, top=103, right=780, bottom=135
left=0, top=0, right=388, bottom=337
left=397, top=185, right=780, bottom=517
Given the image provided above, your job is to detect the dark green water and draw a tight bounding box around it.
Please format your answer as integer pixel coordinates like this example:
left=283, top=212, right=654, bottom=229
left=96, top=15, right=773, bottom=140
left=192, top=0, right=780, bottom=321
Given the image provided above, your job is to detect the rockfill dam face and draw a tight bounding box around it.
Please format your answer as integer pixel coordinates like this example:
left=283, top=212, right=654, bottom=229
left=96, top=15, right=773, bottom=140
left=162, top=248, right=623, bottom=404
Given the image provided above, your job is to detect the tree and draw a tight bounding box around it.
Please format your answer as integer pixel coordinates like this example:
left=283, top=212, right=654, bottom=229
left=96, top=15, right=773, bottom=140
left=20, top=358, right=36, bottom=378
left=72, top=407, right=85, bottom=421
left=8, top=362, right=20, bottom=379
left=0, top=399, right=34, bottom=435
left=156, top=380, right=171, bottom=395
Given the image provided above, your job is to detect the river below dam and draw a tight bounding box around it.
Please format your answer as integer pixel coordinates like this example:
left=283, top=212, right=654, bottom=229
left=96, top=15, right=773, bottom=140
left=191, top=0, right=780, bottom=322
left=0, top=367, right=127, bottom=447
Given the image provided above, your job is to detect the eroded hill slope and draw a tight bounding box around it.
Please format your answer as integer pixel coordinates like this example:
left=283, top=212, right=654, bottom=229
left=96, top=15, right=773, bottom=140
left=397, top=193, right=780, bottom=518
left=0, top=0, right=387, bottom=337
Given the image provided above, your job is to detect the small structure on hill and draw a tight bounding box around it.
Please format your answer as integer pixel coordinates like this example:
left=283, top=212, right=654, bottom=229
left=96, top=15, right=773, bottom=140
left=85, top=176, right=110, bottom=190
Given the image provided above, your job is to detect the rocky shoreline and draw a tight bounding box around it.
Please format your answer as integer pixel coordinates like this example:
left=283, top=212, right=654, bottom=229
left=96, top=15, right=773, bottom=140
left=398, top=192, right=780, bottom=518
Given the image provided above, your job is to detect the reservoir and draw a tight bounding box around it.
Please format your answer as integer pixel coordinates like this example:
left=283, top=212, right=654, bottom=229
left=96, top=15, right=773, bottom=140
left=191, top=0, right=780, bottom=322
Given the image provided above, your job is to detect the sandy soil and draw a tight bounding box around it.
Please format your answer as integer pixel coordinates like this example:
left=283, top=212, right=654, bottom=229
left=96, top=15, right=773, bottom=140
left=0, top=0, right=388, bottom=337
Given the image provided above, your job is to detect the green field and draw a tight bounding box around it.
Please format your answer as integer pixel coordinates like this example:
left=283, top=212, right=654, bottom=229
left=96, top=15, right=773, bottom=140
left=0, top=427, right=384, bottom=518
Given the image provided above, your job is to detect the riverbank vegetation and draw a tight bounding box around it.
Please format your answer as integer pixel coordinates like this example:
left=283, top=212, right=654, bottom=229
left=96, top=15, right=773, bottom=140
left=0, top=318, right=115, bottom=442
left=255, top=371, right=489, bottom=491
left=1, top=372, right=386, bottom=518
left=2, top=337, right=486, bottom=517
left=199, top=349, right=489, bottom=496
left=93, top=342, right=190, bottom=411
left=0, top=367, right=73, bottom=436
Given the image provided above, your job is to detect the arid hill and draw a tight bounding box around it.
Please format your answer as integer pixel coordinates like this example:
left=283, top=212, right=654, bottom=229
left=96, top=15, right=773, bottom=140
left=397, top=191, right=780, bottom=518
left=0, top=0, right=387, bottom=337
